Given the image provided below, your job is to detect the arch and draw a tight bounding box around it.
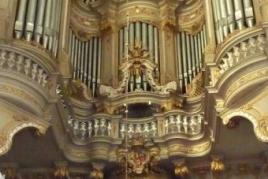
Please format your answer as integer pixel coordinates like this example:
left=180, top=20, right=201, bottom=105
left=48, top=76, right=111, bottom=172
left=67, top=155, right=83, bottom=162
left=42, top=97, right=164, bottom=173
left=0, top=122, right=49, bottom=156
left=221, top=109, right=268, bottom=142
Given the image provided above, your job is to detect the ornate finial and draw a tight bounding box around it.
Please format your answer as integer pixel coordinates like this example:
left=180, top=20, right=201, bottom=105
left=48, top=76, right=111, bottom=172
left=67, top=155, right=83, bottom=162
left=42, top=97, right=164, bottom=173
left=210, top=156, right=225, bottom=173
left=90, top=168, right=104, bottom=179
left=173, top=160, right=189, bottom=177
left=54, top=162, right=69, bottom=178
left=90, top=163, right=104, bottom=179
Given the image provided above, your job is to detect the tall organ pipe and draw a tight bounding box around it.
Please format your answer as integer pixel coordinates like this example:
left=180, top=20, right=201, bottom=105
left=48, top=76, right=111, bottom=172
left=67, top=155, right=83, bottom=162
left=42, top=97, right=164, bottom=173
left=177, top=26, right=207, bottom=94
left=211, top=0, right=255, bottom=44
left=68, top=29, right=101, bottom=97
left=14, top=0, right=62, bottom=57
left=15, top=0, right=28, bottom=39
left=34, top=0, right=47, bottom=43
left=25, top=0, right=37, bottom=41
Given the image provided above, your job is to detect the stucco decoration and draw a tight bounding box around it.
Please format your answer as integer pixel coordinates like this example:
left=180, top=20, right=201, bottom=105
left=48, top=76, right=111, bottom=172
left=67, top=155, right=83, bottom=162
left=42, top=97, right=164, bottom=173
left=0, top=99, right=50, bottom=156
left=221, top=107, right=268, bottom=142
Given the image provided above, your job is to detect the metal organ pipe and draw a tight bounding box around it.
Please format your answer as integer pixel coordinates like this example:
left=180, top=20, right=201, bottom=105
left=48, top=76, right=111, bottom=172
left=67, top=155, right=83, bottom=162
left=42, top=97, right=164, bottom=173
left=211, top=0, right=255, bottom=44
left=34, top=0, right=46, bottom=43
left=243, top=0, right=254, bottom=27
left=68, top=29, right=101, bottom=97
left=226, top=0, right=235, bottom=33
left=43, top=0, right=52, bottom=48
left=234, top=0, right=244, bottom=30
left=25, top=0, right=37, bottom=41
left=177, top=26, right=207, bottom=94
left=14, top=0, right=62, bottom=57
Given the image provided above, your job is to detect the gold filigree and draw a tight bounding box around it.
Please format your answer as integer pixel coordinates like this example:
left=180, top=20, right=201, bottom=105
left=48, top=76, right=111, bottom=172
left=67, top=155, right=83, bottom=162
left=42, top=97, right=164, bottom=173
left=210, top=157, right=225, bottom=173
left=187, top=72, right=204, bottom=97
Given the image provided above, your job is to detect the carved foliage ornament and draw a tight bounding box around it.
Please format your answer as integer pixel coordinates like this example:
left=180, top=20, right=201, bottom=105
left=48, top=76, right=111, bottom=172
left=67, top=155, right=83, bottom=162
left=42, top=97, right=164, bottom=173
left=212, top=33, right=266, bottom=86
left=100, top=44, right=177, bottom=97
left=117, top=135, right=160, bottom=176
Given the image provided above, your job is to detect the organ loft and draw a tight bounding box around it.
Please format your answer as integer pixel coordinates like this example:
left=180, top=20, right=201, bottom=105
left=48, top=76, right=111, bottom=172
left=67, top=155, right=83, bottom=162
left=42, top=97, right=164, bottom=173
left=0, top=0, right=268, bottom=178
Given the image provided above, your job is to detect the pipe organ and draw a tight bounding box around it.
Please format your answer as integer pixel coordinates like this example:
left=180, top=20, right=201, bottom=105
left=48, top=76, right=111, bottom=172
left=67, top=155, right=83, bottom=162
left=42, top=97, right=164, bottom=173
left=14, top=0, right=62, bottom=57
left=68, top=29, right=101, bottom=97
left=118, top=22, right=160, bottom=92
left=212, top=0, right=255, bottom=44
left=176, top=26, right=207, bottom=94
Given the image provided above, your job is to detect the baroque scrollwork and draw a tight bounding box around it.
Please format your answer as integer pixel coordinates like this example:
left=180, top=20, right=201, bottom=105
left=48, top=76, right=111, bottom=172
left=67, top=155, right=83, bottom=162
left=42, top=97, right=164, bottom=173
left=212, top=32, right=266, bottom=86
left=100, top=44, right=177, bottom=98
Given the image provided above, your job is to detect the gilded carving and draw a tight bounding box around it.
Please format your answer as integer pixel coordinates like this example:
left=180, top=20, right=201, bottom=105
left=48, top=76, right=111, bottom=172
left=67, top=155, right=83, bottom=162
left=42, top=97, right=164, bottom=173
left=177, top=0, right=205, bottom=35
left=187, top=72, right=204, bottom=97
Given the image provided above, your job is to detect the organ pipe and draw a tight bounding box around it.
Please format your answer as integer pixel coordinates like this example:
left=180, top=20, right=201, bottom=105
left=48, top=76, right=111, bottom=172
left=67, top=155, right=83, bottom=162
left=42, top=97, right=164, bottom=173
left=211, top=0, right=255, bottom=44
left=154, top=27, right=159, bottom=66
left=25, top=0, right=38, bottom=41
left=176, top=34, right=183, bottom=91
left=88, top=39, right=93, bottom=88
left=43, top=0, right=52, bottom=48
left=92, top=37, right=98, bottom=96
left=219, top=0, right=228, bottom=37
left=243, top=0, right=254, bottom=27
left=14, top=0, right=62, bottom=57
left=190, top=36, right=196, bottom=76
left=97, top=39, right=102, bottom=85
left=181, top=32, right=188, bottom=88
left=226, top=0, right=235, bottom=33
left=80, top=42, right=85, bottom=81
left=177, top=26, right=207, bottom=94
left=142, top=23, right=147, bottom=49
left=84, top=42, right=89, bottom=85
left=135, top=22, right=141, bottom=43
left=186, top=34, right=192, bottom=83
left=234, top=0, right=244, bottom=30
left=119, top=29, right=124, bottom=63
left=68, top=29, right=101, bottom=96
left=34, top=0, right=46, bottom=43
left=148, top=24, right=154, bottom=61
left=15, top=0, right=28, bottom=39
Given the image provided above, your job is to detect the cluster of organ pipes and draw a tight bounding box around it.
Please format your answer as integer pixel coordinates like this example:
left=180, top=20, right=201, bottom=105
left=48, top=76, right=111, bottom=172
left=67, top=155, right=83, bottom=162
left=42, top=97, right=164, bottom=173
left=212, top=0, right=255, bottom=44
left=119, top=22, right=160, bottom=92
left=176, top=26, right=207, bottom=94
left=68, top=29, right=101, bottom=97
left=14, top=0, right=62, bottom=57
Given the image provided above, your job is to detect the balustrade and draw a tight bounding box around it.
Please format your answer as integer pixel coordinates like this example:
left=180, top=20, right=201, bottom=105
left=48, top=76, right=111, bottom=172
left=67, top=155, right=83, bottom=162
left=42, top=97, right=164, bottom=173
left=217, top=33, right=265, bottom=76
left=0, top=49, right=48, bottom=88
left=163, top=114, right=203, bottom=136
